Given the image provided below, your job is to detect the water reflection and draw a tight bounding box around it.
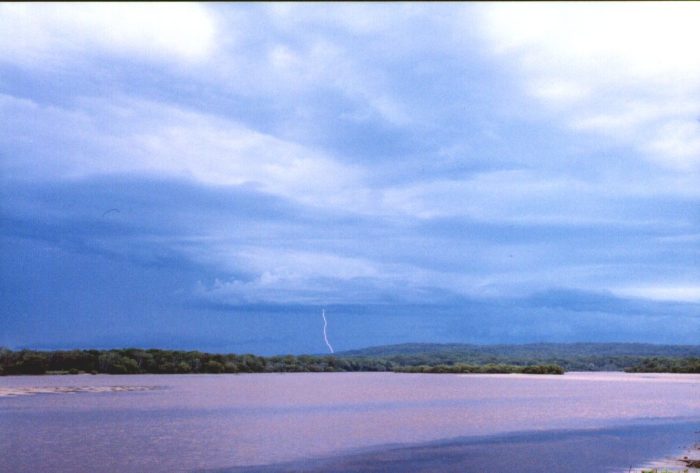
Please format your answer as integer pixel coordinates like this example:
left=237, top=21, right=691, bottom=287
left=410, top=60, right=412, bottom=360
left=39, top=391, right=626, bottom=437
left=1, top=372, right=698, bottom=472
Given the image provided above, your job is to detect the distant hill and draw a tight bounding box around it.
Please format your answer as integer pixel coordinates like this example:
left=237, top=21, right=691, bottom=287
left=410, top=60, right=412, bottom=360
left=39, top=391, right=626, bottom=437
left=338, top=342, right=700, bottom=358
left=336, top=342, right=700, bottom=371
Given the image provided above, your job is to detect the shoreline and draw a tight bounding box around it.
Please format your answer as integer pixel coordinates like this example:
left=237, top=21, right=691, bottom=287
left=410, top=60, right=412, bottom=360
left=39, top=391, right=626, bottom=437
left=2, top=371, right=699, bottom=398
left=0, top=384, right=159, bottom=397
left=204, top=421, right=700, bottom=473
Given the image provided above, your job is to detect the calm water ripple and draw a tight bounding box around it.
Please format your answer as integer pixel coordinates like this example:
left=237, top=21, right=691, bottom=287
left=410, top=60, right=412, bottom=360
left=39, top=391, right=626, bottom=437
left=1, top=372, right=699, bottom=472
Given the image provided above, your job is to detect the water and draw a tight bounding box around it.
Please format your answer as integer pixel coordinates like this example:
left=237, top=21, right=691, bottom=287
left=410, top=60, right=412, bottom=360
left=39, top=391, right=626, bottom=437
left=1, top=372, right=699, bottom=472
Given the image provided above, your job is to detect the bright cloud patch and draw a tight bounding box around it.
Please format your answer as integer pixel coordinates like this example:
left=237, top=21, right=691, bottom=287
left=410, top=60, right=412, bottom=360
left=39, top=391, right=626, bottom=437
left=613, top=285, right=700, bottom=304
left=0, top=94, right=364, bottom=210
left=0, top=3, right=216, bottom=66
left=479, top=2, right=700, bottom=170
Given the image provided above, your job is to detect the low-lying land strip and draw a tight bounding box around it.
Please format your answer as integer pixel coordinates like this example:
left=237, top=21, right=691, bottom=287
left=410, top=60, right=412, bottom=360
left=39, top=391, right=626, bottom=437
left=0, top=348, right=564, bottom=375
left=0, top=385, right=158, bottom=397
left=340, top=342, right=700, bottom=372
left=394, top=363, right=564, bottom=374
left=1, top=343, right=698, bottom=375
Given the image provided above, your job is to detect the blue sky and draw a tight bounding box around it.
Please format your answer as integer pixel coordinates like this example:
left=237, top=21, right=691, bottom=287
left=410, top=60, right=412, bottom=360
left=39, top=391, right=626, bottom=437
left=1, top=3, right=699, bottom=354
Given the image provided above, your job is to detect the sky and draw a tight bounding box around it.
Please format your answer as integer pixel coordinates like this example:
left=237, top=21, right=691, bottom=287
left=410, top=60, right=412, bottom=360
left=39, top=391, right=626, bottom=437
left=1, top=3, right=699, bottom=354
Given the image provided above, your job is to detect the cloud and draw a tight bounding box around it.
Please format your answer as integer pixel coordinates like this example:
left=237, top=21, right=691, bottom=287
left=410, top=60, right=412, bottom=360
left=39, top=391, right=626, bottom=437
left=478, top=2, right=700, bottom=170
left=2, top=3, right=699, bottom=327
left=381, top=168, right=700, bottom=226
left=202, top=4, right=473, bottom=130
left=383, top=171, right=593, bottom=221
left=0, top=93, right=368, bottom=211
left=0, top=3, right=217, bottom=67
left=191, top=244, right=480, bottom=305
left=613, top=285, right=700, bottom=304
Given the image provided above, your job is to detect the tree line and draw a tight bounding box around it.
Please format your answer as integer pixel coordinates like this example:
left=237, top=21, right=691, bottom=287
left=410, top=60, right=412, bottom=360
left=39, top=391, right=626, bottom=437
left=394, top=363, right=564, bottom=374
left=1, top=347, right=696, bottom=375
left=339, top=343, right=700, bottom=372
left=0, top=348, right=394, bottom=375
left=1, top=348, right=561, bottom=375
left=624, top=357, right=700, bottom=373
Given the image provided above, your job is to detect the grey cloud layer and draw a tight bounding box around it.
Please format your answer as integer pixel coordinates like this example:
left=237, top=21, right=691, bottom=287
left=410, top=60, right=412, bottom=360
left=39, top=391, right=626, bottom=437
left=1, top=4, right=699, bottom=350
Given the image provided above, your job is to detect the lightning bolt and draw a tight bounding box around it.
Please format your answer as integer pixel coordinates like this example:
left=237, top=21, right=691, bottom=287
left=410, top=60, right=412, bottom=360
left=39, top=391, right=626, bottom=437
left=321, top=309, right=334, bottom=353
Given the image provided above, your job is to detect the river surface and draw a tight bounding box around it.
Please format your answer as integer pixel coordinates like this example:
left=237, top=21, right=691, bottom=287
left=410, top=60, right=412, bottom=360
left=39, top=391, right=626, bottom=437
left=1, top=372, right=699, bottom=472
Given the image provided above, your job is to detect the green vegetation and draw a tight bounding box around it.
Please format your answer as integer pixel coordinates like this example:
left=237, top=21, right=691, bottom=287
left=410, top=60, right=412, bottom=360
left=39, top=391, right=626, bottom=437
left=394, top=363, right=564, bottom=375
left=339, top=343, right=700, bottom=372
left=0, top=348, right=560, bottom=376
left=625, top=357, right=700, bottom=373
left=2, top=343, right=698, bottom=375
left=0, top=348, right=392, bottom=375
